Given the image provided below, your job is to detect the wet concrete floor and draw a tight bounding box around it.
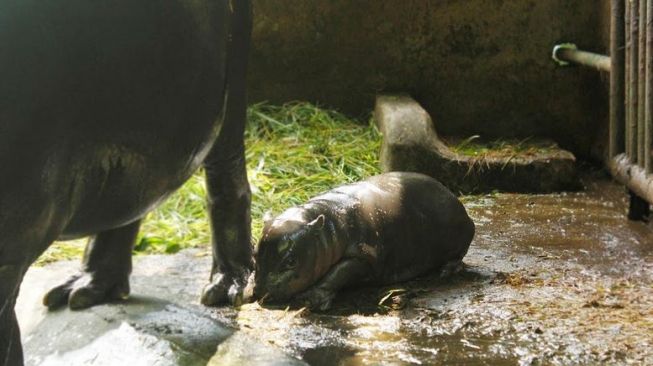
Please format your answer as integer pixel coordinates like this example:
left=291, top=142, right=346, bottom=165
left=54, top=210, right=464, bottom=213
left=17, top=171, right=653, bottom=365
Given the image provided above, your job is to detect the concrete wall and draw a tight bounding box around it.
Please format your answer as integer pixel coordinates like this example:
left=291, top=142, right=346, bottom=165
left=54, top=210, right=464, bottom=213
left=248, top=0, right=609, bottom=159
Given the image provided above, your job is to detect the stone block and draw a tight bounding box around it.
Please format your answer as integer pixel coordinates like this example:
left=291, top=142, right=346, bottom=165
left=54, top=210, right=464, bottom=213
left=375, top=95, right=582, bottom=194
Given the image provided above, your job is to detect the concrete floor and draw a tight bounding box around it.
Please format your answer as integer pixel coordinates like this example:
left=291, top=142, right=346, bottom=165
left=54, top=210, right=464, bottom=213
left=17, top=172, right=653, bottom=365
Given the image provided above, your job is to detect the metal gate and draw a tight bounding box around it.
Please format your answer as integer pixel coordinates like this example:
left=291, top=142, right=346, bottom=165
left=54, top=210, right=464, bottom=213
left=553, top=0, right=652, bottom=220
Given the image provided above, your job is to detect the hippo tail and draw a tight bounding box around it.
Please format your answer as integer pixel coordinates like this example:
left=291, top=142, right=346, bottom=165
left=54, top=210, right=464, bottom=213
left=439, top=215, right=473, bottom=278
left=444, top=199, right=475, bottom=264
left=457, top=208, right=476, bottom=259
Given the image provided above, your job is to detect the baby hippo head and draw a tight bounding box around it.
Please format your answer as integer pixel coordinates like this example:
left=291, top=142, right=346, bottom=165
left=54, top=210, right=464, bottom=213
left=254, top=209, right=326, bottom=302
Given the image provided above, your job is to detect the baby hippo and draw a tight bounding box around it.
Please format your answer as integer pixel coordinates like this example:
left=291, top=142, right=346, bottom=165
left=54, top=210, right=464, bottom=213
left=253, top=172, right=475, bottom=310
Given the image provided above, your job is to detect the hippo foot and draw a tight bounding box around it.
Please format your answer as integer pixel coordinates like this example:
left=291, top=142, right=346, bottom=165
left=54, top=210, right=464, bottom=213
left=440, top=260, right=464, bottom=278
left=297, top=287, right=336, bottom=311
left=43, top=272, right=130, bottom=310
left=201, top=270, right=254, bottom=307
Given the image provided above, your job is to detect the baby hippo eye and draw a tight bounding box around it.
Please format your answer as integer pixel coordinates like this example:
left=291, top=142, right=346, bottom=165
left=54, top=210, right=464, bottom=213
left=282, top=256, right=297, bottom=270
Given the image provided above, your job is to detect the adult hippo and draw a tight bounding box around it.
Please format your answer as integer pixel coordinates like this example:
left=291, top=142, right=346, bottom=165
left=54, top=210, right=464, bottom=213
left=0, top=1, right=254, bottom=364
left=253, top=172, right=475, bottom=310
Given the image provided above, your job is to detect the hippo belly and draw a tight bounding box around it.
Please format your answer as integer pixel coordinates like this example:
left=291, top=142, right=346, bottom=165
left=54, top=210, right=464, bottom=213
left=58, top=142, right=207, bottom=239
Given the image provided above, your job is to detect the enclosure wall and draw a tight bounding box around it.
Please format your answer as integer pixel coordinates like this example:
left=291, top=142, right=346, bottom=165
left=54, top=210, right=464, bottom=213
left=248, top=0, right=609, bottom=159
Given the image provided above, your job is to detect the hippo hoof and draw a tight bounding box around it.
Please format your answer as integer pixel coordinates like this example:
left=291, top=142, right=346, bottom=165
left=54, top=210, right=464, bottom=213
left=201, top=271, right=252, bottom=307
left=43, top=273, right=130, bottom=310
left=297, top=288, right=336, bottom=312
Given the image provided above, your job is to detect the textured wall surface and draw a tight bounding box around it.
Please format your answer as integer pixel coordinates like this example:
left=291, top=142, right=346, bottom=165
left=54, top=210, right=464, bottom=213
left=248, top=0, right=609, bottom=158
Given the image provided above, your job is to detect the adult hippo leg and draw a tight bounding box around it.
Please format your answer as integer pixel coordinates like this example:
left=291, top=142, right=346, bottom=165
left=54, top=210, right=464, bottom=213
left=43, top=220, right=141, bottom=310
left=0, top=264, right=26, bottom=366
left=200, top=0, right=254, bottom=307
left=297, top=258, right=371, bottom=311
left=0, top=194, right=62, bottom=365
left=199, top=90, right=254, bottom=306
left=200, top=135, right=253, bottom=306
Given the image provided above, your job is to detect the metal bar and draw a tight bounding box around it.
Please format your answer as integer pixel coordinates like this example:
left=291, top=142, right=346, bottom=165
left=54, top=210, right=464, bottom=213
left=553, top=47, right=611, bottom=72
left=626, top=1, right=633, bottom=158
left=630, top=0, right=640, bottom=162
left=610, top=153, right=653, bottom=203
left=611, top=2, right=653, bottom=210
left=640, top=0, right=648, bottom=165
left=611, top=0, right=627, bottom=158
left=647, top=0, right=653, bottom=173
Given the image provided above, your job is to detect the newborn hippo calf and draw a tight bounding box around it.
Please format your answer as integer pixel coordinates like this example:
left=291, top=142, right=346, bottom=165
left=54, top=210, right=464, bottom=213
left=253, top=172, right=475, bottom=310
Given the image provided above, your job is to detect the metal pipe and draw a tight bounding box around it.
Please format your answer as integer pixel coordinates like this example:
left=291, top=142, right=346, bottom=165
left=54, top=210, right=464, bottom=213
left=551, top=2, right=626, bottom=159
left=611, top=0, right=626, bottom=158
left=647, top=0, right=653, bottom=173
left=610, top=153, right=653, bottom=203
left=630, top=0, right=640, bottom=162
left=552, top=45, right=611, bottom=72
left=639, top=0, right=648, bottom=165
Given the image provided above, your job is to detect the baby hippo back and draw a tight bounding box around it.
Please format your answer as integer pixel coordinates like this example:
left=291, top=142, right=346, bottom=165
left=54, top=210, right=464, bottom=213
left=353, top=173, right=474, bottom=283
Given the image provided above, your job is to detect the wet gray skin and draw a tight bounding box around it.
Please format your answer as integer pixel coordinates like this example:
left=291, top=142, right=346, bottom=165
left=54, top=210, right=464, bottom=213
left=253, top=172, right=476, bottom=310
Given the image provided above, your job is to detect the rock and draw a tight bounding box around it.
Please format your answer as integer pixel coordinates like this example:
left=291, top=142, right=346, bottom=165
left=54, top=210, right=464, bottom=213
left=16, top=251, right=296, bottom=366
left=374, top=94, right=582, bottom=194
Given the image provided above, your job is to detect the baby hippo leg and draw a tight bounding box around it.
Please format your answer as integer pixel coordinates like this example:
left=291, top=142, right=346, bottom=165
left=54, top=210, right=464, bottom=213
left=297, top=258, right=370, bottom=311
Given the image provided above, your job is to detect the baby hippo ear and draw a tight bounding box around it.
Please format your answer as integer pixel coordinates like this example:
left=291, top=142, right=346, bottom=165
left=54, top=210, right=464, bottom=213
left=308, top=214, right=325, bottom=230
left=262, top=211, right=275, bottom=232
